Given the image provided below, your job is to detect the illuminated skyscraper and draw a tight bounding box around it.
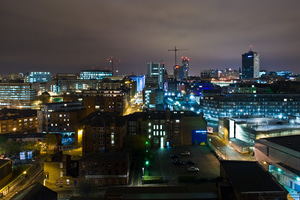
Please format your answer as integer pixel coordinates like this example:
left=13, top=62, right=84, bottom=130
left=147, top=61, right=165, bottom=89
left=182, top=57, right=189, bottom=79
left=174, top=57, right=190, bottom=81
left=242, top=48, right=260, bottom=79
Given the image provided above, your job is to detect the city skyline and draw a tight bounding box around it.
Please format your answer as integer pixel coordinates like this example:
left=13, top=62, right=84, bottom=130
left=1, top=1, right=300, bottom=75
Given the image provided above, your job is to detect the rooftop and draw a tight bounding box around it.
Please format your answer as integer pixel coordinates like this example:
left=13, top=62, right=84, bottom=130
left=220, top=160, right=286, bottom=194
left=263, top=135, right=300, bottom=153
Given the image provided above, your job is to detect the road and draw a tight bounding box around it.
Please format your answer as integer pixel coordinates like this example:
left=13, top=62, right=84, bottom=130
left=207, top=134, right=255, bottom=161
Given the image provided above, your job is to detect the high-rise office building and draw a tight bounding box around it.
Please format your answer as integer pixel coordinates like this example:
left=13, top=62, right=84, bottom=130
left=147, top=61, right=165, bottom=89
left=242, top=48, right=260, bottom=79
left=182, top=57, right=189, bottom=79
left=174, top=57, right=190, bottom=81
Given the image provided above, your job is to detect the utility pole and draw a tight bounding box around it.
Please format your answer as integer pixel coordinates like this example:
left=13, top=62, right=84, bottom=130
left=107, top=57, right=121, bottom=76
left=168, top=46, right=188, bottom=66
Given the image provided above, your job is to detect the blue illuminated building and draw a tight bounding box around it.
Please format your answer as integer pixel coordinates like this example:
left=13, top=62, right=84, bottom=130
left=128, top=75, right=145, bottom=93
left=27, top=72, right=52, bottom=83
left=80, top=69, right=112, bottom=80
left=190, top=82, right=215, bottom=96
left=201, top=93, right=300, bottom=122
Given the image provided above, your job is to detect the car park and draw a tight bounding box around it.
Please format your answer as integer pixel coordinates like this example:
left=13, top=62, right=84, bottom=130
left=187, top=166, right=199, bottom=172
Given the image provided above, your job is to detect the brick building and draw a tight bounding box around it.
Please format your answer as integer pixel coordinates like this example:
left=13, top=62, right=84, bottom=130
left=76, top=111, right=126, bottom=155
left=79, top=152, right=130, bottom=186
left=44, top=152, right=76, bottom=189
left=0, top=108, right=37, bottom=134
left=125, top=110, right=207, bottom=147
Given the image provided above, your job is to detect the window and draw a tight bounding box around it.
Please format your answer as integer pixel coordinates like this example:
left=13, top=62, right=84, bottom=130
left=60, top=171, right=63, bottom=177
left=60, top=162, right=63, bottom=168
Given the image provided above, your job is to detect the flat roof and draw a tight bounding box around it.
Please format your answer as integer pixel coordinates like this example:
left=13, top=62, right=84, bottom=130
left=231, top=117, right=300, bottom=132
left=263, top=135, right=300, bottom=153
left=220, top=161, right=286, bottom=193
left=105, top=186, right=218, bottom=200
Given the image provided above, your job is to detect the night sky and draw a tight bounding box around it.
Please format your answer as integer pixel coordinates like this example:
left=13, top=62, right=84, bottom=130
left=1, top=1, right=300, bottom=76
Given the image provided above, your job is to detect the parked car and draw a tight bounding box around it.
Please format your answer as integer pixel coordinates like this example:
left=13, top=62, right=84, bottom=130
left=187, top=166, right=199, bottom=172
left=170, top=154, right=180, bottom=158
left=180, top=151, right=191, bottom=156
left=173, top=159, right=184, bottom=165
left=186, top=160, right=196, bottom=165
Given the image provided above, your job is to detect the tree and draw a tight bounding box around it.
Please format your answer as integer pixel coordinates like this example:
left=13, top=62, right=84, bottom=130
left=44, top=134, right=59, bottom=153
left=23, top=141, right=37, bottom=151
left=38, top=91, right=51, bottom=104
left=0, top=136, right=7, bottom=154
left=3, top=140, right=21, bottom=155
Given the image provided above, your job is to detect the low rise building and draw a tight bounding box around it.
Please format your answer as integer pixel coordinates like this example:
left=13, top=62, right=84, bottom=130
left=255, top=135, right=300, bottom=199
left=0, top=159, right=13, bottom=188
left=79, top=152, right=130, bottom=186
left=0, top=108, right=37, bottom=134
left=11, top=182, right=57, bottom=200
left=125, top=110, right=207, bottom=147
left=218, top=117, right=300, bottom=154
left=44, top=152, right=76, bottom=189
left=219, top=160, right=287, bottom=200
left=76, top=111, right=126, bottom=155
left=38, top=102, right=87, bottom=134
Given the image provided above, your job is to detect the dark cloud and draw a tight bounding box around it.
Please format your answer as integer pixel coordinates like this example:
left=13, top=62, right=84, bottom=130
left=1, top=0, right=300, bottom=75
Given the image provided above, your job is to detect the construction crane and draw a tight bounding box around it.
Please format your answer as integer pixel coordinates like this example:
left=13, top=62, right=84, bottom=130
left=107, top=57, right=120, bottom=76
left=168, top=46, right=188, bottom=66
